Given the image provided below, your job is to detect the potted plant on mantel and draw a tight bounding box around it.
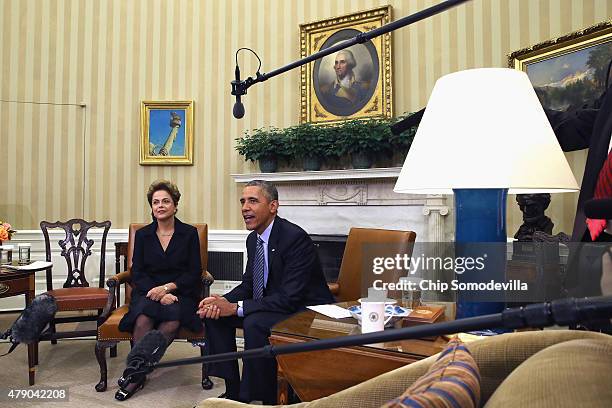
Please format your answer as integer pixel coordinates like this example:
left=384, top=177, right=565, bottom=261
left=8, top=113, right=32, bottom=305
left=235, top=127, right=290, bottom=173
left=336, top=119, right=393, bottom=169
left=287, top=123, right=336, bottom=171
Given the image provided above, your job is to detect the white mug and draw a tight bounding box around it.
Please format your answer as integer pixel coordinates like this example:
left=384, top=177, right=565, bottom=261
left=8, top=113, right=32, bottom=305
left=360, top=301, right=394, bottom=333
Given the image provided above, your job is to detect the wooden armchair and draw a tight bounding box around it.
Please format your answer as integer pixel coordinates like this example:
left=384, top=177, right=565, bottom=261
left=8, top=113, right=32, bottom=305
left=94, top=223, right=214, bottom=392
left=37, top=219, right=113, bottom=373
left=328, top=228, right=417, bottom=302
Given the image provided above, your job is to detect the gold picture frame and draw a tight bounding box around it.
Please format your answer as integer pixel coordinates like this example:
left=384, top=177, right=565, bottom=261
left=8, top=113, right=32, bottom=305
left=140, top=100, right=194, bottom=165
left=509, top=21, right=612, bottom=111
left=300, top=6, right=393, bottom=124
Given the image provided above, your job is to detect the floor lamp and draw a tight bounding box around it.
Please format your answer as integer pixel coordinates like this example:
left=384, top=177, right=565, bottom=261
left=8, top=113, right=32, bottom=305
left=394, top=68, right=579, bottom=318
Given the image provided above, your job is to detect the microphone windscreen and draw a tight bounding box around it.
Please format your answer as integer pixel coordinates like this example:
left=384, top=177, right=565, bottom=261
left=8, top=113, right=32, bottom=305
left=7, top=293, right=57, bottom=345
left=584, top=198, right=612, bottom=219
left=233, top=101, right=245, bottom=119
left=127, top=330, right=169, bottom=365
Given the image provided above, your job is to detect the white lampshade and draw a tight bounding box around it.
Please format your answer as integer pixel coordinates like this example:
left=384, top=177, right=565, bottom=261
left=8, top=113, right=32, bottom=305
left=394, top=68, right=579, bottom=195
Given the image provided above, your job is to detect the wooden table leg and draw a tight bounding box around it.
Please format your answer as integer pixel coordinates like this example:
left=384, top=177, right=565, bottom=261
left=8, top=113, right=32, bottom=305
left=26, top=275, right=36, bottom=385
left=276, top=372, right=289, bottom=405
left=28, top=343, right=36, bottom=385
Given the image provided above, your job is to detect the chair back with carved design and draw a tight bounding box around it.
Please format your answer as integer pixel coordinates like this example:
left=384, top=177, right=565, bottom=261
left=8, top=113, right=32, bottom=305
left=40, top=219, right=111, bottom=290
left=33, top=219, right=113, bottom=384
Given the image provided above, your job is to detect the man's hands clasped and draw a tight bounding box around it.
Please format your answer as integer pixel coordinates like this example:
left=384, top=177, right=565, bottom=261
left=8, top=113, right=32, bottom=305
left=197, top=294, right=238, bottom=319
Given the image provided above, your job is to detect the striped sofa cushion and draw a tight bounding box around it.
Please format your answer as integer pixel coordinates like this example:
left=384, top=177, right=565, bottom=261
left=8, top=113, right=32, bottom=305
left=382, top=337, right=481, bottom=408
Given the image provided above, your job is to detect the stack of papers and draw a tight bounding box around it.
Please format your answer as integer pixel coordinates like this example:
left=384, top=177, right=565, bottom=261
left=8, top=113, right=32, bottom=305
left=307, top=304, right=352, bottom=319
left=2, top=261, right=53, bottom=271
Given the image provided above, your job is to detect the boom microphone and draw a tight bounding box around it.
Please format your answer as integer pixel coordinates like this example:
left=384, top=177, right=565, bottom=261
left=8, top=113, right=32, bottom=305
left=145, top=296, right=612, bottom=372
left=584, top=198, right=612, bottom=220
left=118, top=330, right=169, bottom=387
left=232, top=65, right=245, bottom=119
left=1, top=293, right=57, bottom=356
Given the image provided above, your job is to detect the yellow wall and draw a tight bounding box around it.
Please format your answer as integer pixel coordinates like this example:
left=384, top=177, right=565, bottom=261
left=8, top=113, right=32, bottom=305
left=0, top=0, right=609, bottom=233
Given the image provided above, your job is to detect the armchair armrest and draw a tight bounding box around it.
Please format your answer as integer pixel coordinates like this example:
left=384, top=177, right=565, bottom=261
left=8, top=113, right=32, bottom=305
left=201, top=270, right=214, bottom=298
left=107, top=270, right=132, bottom=286
left=328, top=282, right=339, bottom=295
left=98, top=271, right=133, bottom=324
left=201, top=270, right=214, bottom=287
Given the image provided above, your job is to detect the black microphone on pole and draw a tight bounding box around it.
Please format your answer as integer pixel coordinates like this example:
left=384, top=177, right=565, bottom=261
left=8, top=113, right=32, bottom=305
left=117, top=330, right=169, bottom=388
left=1, top=293, right=57, bottom=356
left=231, top=48, right=263, bottom=119
left=232, top=64, right=245, bottom=119
left=118, top=296, right=612, bottom=384
left=229, top=0, right=470, bottom=119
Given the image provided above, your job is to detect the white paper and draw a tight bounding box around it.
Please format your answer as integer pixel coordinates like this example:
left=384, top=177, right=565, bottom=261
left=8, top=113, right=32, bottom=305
left=307, top=304, right=352, bottom=319
left=2, top=260, right=53, bottom=271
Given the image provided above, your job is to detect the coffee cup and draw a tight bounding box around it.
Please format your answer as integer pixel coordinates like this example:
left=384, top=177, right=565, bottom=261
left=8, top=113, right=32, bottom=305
left=359, top=287, right=396, bottom=333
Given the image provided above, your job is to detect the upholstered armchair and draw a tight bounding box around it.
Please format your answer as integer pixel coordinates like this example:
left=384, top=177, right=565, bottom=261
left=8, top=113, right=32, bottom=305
left=196, top=330, right=612, bottom=407
left=328, top=228, right=417, bottom=302
left=94, top=223, right=214, bottom=392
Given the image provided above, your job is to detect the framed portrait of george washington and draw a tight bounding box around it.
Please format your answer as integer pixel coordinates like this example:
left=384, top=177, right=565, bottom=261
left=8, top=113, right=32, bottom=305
left=300, top=6, right=393, bottom=124
left=140, top=100, right=194, bottom=165
left=509, top=21, right=612, bottom=111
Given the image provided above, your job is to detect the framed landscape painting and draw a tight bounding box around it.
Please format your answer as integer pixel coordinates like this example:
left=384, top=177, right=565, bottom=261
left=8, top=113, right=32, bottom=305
left=509, top=21, right=612, bottom=111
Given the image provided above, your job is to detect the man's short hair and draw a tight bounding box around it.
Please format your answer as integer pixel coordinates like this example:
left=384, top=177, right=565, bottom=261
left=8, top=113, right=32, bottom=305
left=336, top=50, right=357, bottom=69
left=246, top=180, right=279, bottom=202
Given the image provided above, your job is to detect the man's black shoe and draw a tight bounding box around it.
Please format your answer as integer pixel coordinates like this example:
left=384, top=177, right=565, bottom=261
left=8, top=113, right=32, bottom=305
left=217, top=392, right=247, bottom=402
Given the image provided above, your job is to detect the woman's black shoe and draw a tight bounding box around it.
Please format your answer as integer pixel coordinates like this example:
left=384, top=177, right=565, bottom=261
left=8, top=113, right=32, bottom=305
left=115, top=378, right=145, bottom=401
left=201, top=376, right=214, bottom=390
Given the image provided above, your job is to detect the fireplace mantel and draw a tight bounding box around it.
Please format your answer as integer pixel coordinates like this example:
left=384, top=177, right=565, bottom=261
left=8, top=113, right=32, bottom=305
left=231, top=167, right=402, bottom=183
left=231, top=168, right=453, bottom=239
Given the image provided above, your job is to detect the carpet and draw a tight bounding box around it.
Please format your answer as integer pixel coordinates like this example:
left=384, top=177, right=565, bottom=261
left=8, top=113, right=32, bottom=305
left=0, top=313, right=228, bottom=407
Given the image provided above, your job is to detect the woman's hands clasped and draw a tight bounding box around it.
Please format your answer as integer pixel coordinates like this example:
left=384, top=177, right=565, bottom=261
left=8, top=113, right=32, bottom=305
left=146, top=285, right=168, bottom=301
left=160, top=293, right=178, bottom=305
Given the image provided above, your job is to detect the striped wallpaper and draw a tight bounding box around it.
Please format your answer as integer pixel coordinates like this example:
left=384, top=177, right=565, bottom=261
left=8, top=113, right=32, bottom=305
left=0, top=0, right=610, bottom=235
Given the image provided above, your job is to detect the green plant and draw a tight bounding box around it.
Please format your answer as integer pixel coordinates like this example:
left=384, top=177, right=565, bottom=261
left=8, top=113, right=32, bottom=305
left=234, top=112, right=419, bottom=169
left=287, top=123, right=337, bottom=159
left=334, top=119, right=394, bottom=156
left=235, top=127, right=290, bottom=162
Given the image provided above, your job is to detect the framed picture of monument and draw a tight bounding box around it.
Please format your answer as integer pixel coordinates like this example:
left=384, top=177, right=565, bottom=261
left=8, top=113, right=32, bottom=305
left=140, top=100, right=194, bottom=165
left=509, top=21, right=612, bottom=111
left=299, top=6, right=393, bottom=124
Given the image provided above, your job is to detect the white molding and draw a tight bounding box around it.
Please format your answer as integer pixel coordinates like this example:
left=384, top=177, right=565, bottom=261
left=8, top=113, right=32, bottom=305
left=0, top=229, right=249, bottom=311
left=231, top=167, right=402, bottom=183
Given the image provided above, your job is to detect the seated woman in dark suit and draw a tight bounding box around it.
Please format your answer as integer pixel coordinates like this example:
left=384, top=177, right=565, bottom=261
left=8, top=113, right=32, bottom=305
left=115, top=179, right=203, bottom=401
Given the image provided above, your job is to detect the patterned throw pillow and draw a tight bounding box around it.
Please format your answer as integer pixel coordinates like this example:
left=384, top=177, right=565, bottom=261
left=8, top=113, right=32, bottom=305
left=381, top=337, right=481, bottom=408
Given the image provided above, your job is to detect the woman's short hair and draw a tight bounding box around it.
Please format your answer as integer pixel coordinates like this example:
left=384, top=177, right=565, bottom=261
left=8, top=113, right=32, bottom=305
left=147, top=179, right=181, bottom=207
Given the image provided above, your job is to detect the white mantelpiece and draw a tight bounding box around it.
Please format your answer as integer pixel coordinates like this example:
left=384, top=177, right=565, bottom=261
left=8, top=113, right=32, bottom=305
left=231, top=168, right=453, bottom=239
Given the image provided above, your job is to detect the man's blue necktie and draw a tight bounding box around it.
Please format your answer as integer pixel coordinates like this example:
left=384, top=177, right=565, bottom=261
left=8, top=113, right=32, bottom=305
left=253, top=237, right=265, bottom=299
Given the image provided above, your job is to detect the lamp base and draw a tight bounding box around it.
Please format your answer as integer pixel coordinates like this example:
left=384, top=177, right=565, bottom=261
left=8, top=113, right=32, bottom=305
left=454, top=188, right=508, bottom=319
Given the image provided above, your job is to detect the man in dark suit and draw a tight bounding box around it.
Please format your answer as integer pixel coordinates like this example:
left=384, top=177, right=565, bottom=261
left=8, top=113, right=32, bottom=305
left=198, top=180, right=334, bottom=404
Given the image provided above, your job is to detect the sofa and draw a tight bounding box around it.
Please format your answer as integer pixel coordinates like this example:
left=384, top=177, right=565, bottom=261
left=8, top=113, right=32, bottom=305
left=196, top=329, right=612, bottom=407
